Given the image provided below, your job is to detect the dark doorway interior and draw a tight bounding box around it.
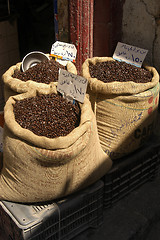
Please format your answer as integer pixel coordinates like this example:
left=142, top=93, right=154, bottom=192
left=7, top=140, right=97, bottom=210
left=13, top=0, right=55, bottom=60
left=93, top=0, right=124, bottom=57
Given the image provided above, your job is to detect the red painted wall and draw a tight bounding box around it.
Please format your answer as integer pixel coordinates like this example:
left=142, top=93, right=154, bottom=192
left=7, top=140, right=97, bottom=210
left=69, top=0, right=94, bottom=73
left=69, top=0, right=125, bottom=72
left=94, top=0, right=125, bottom=57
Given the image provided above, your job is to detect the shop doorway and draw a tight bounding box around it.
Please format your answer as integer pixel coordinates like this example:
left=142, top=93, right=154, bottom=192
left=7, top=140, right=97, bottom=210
left=14, top=0, right=55, bottom=59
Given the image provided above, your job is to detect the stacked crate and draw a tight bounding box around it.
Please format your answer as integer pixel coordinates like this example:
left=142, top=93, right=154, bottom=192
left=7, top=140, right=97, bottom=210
left=0, top=180, right=104, bottom=240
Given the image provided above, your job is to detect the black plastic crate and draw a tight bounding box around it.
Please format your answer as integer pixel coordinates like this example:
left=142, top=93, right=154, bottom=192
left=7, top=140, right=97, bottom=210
left=103, top=135, right=160, bottom=209
left=0, top=180, right=104, bottom=240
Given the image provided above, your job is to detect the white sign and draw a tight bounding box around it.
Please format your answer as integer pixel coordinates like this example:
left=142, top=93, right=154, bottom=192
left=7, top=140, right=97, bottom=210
left=113, top=42, right=148, bottom=67
left=57, top=69, right=88, bottom=103
left=50, top=41, right=77, bottom=62
left=55, top=58, right=68, bottom=66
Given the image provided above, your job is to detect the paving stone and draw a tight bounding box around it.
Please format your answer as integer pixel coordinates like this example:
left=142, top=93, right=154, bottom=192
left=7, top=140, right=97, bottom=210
left=120, top=176, right=160, bottom=222
left=74, top=175, right=160, bottom=240
left=75, top=202, right=149, bottom=240
left=146, top=220, right=160, bottom=240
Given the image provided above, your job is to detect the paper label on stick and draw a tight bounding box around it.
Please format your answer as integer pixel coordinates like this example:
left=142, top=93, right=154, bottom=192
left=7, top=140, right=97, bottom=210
left=57, top=69, right=88, bottom=103
left=113, top=42, right=148, bottom=67
left=50, top=41, right=77, bottom=62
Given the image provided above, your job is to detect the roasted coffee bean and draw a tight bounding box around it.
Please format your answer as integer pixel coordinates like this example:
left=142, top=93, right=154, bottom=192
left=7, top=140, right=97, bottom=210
left=89, top=60, right=152, bottom=83
left=13, top=93, right=81, bottom=138
left=12, top=59, right=66, bottom=84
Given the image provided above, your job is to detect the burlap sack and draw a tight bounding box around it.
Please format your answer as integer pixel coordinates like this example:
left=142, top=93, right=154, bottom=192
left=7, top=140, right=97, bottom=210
left=0, top=86, right=112, bottom=203
left=0, top=152, right=2, bottom=172
left=2, top=59, right=77, bottom=101
left=82, top=57, right=159, bottom=159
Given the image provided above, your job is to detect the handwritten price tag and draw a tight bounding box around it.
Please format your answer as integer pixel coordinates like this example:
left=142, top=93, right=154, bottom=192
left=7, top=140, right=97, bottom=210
left=113, top=42, right=148, bottom=67
left=57, top=69, right=88, bottom=103
left=50, top=41, right=77, bottom=62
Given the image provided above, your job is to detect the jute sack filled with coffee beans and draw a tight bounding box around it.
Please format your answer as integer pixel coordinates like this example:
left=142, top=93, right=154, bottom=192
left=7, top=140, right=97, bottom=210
left=82, top=57, right=159, bottom=160
left=2, top=58, right=77, bottom=101
left=0, top=86, right=112, bottom=203
left=0, top=152, right=2, bottom=172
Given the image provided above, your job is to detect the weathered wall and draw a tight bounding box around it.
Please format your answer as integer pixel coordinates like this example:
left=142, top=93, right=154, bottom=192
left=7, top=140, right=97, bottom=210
left=56, top=0, right=160, bottom=73
left=58, top=0, right=69, bottom=42
left=93, top=0, right=124, bottom=57
left=122, top=0, right=160, bottom=73
left=69, top=0, right=94, bottom=73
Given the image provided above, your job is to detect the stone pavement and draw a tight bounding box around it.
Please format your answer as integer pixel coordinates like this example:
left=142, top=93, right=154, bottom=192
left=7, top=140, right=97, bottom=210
left=74, top=172, right=160, bottom=240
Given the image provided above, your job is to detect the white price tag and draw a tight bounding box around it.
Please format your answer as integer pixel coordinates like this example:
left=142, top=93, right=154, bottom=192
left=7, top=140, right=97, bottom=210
left=50, top=41, right=77, bottom=62
left=57, top=69, right=88, bottom=103
left=55, top=58, right=68, bottom=66
left=113, top=42, right=148, bottom=67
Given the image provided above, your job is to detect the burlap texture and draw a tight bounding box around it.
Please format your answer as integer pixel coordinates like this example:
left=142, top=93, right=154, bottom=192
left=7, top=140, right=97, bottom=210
left=0, top=152, right=2, bottom=172
left=0, top=86, right=112, bottom=202
left=82, top=57, right=159, bottom=159
left=2, top=60, right=77, bottom=101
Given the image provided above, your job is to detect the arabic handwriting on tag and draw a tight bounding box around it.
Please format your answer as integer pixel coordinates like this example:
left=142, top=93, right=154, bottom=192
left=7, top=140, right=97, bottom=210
left=57, top=69, right=88, bottom=103
left=113, top=42, right=148, bottom=67
left=50, top=41, right=77, bottom=62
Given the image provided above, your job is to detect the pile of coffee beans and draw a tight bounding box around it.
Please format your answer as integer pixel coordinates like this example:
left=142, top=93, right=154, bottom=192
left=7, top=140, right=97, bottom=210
left=13, top=93, right=81, bottom=138
left=12, top=59, right=65, bottom=84
left=89, top=60, right=152, bottom=83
